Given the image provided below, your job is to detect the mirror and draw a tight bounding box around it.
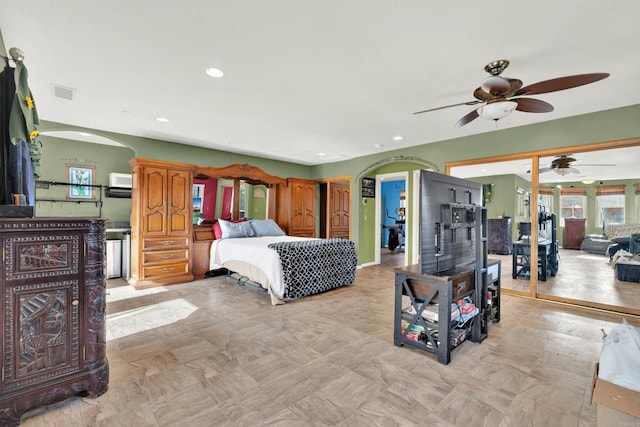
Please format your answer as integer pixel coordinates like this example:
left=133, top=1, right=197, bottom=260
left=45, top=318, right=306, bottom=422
left=217, top=180, right=269, bottom=220
left=192, top=184, right=205, bottom=224
left=448, top=142, right=640, bottom=316
left=193, top=163, right=286, bottom=222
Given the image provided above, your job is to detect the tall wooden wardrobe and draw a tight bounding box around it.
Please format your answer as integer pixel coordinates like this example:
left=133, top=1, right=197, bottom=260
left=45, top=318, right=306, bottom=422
left=277, top=178, right=318, bottom=237
left=129, top=158, right=194, bottom=289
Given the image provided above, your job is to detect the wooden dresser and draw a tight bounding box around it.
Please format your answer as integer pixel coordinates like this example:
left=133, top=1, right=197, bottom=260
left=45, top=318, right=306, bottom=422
left=563, top=218, right=586, bottom=249
left=0, top=218, right=108, bottom=425
left=277, top=178, right=317, bottom=237
left=129, top=158, right=194, bottom=289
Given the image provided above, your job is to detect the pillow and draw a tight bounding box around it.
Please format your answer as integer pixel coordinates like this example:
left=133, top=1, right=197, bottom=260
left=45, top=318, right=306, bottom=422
left=612, top=235, right=630, bottom=244
left=249, top=219, right=286, bottom=237
left=218, top=219, right=254, bottom=239
left=213, top=218, right=247, bottom=239
left=213, top=221, right=223, bottom=239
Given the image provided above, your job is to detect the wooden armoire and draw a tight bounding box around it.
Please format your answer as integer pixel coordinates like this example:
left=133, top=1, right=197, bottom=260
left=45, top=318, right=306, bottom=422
left=129, top=158, right=194, bottom=289
left=277, top=178, right=318, bottom=237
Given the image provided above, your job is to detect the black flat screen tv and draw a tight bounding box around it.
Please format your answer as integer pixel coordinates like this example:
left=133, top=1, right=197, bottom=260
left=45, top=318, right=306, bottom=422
left=419, top=170, right=482, bottom=275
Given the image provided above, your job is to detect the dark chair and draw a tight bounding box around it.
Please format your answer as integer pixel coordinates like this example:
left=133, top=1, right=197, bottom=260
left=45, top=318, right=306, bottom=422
left=518, top=222, right=531, bottom=240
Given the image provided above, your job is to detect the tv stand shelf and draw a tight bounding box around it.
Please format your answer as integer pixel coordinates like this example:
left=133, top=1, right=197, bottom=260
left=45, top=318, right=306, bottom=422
left=393, top=264, right=480, bottom=365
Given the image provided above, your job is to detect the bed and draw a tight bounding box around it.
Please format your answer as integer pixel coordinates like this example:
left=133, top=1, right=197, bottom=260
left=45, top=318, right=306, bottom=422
left=209, top=219, right=357, bottom=305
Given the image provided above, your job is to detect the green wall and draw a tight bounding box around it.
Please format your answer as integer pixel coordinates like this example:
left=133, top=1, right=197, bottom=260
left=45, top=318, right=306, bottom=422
left=34, top=104, right=640, bottom=264
left=35, top=136, right=133, bottom=222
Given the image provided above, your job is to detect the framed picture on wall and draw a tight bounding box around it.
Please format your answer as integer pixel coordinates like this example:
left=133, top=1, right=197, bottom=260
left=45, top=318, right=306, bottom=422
left=362, top=177, right=375, bottom=198
left=66, top=164, right=95, bottom=199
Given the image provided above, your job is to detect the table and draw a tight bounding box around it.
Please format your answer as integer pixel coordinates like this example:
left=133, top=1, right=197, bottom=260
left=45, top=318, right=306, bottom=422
left=512, top=239, right=557, bottom=281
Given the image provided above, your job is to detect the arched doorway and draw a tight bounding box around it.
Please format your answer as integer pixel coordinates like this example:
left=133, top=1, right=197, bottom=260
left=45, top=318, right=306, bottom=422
left=357, top=155, right=439, bottom=267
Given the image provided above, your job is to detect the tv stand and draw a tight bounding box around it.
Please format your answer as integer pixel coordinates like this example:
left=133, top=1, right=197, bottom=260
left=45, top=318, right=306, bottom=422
left=393, top=264, right=479, bottom=364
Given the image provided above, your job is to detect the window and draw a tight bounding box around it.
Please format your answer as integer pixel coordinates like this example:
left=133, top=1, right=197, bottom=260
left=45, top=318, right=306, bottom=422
left=538, top=188, right=554, bottom=215
left=596, top=185, right=625, bottom=227
left=559, top=187, right=586, bottom=227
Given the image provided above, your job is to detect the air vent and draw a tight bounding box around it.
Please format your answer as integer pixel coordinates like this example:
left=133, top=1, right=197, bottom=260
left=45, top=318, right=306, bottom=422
left=52, top=84, right=75, bottom=100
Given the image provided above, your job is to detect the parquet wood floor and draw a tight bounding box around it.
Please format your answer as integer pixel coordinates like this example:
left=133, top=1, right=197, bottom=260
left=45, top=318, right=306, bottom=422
left=20, top=258, right=636, bottom=426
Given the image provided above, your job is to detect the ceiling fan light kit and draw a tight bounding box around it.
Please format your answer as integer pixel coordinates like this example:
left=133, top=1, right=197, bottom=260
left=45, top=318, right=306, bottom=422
left=477, top=100, right=517, bottom=121
left=414, top=59, right=609, bottom=127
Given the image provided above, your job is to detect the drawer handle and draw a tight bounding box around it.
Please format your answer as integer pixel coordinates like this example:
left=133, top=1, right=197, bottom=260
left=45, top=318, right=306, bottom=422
left=160, top=253, right=174, bottom=259
left=160, top=240, right=174, bottom=245
left=160, top=267, right=175, bottom=273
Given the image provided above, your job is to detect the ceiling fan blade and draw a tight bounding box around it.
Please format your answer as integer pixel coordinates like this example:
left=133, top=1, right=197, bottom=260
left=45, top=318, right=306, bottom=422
left=539, top=166, right=554, bottom=173
left=413, top=100, right=481, bottom=115
left=455, top=109, right=480, bottom=128
left=513, top=97, right=554, bottom=113
left=514, top=73, right=609, bottom=96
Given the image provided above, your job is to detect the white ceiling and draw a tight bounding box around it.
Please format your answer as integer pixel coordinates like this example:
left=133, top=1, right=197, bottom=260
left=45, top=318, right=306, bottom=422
left=1, top=1, right=639, bottom=168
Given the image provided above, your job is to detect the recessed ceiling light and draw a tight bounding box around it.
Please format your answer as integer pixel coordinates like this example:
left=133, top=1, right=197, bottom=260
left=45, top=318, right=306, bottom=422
left=78, top=132, right=91, bottom=137
left=156, top=117, right=169, bottom=123
left=205, top=67, right=224, bottom=78
left=582, top=179, right=595, bottom=184
left=318, top=152, right=326, bottom=157
left=374, top=143, right=383, bottom=148
left=393, top=136, right=404, bottom=141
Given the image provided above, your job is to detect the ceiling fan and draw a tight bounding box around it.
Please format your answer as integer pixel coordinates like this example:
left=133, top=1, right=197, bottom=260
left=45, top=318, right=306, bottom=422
left=539, top=155, right=615, bottom=176
left=413, top=60, right=609, bottom=128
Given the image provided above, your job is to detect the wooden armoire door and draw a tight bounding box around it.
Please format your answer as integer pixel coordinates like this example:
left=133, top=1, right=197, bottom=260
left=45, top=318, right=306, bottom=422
left=290, top=179, right=316, bottom=237
left=141, top=166, right=168, bottom=235
left=329, top=182, right=350, bottom=238
left=167, top=168, right=190, bottom=235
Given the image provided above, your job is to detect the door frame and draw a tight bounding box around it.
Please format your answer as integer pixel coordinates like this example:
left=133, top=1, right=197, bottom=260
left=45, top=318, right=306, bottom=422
left=374, top=172, right=409, bottom=266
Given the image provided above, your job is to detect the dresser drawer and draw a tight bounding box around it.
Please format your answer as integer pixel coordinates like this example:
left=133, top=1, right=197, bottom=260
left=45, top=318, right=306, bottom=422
left=143, top=249, right=188, bottom=264
left=451, top=270, right=475, bottom=300
left=143, top=237, right=189, bottom=250
left=142, top=262, right=189, bottom=279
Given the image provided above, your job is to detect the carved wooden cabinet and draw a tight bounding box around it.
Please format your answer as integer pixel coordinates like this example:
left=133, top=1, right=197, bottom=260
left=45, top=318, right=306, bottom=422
left=277, top=178, right=317, bottom=237
left=487, top=217, right=512, bottom=255
left=563, top=218, right=586, bottom=249
left=129, top=158, right=194, bottom=289
left=0, top=218, right=108, bottom=426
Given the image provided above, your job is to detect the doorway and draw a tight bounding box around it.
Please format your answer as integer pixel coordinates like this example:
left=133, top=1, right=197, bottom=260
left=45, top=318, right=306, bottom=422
left=375, top=172, right=408, bottom=267
left=319, top=179, right=351, bottom=239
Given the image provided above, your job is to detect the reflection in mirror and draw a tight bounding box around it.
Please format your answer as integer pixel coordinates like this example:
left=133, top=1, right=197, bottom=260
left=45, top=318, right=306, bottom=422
left=216, top=180, right=269, bottom=221
left=450, top=158, right=533, bottom=295
left=193, top=177, right=218, bottom=223
left=192, top=184, right=205, bottom=224
left=449, top=144, right=640, bottom=316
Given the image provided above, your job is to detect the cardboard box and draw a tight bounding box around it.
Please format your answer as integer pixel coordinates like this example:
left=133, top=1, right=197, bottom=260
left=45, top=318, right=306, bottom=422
left=591, top=363, right=640, bottom=425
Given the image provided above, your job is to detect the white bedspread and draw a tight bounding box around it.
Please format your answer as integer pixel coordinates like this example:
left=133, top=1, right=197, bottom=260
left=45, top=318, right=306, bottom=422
left=210, top=236, right=315, bottom=303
